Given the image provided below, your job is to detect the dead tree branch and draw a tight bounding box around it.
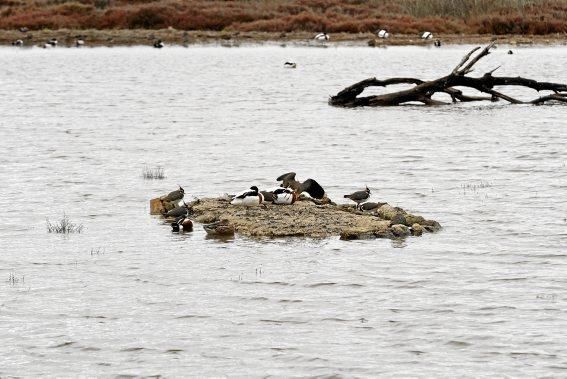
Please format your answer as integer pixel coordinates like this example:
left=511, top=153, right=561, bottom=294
left=329, top=43, right=567, bottom=107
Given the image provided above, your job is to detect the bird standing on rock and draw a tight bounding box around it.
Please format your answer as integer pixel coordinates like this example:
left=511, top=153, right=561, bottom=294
left=272, top=188, right=298, bottom=205
left=276, top=172, right=325, bottom=199
left=161, top=186, right=184, bottom=203
left=231, top=186, right=264, bottom=206
left=344, top=186, right=371, bottom=204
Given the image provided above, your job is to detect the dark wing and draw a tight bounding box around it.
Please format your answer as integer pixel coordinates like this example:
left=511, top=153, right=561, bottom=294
left=300, top=179, right=325, bottom=199
left=345, top=190, right=368, bottom=201
left=164, top=206, right=189, bottom=218
left=276, top=172, right=296, bottom=182
left=235, top=190, right=255, bottom=199
left=273, top=188, right=289, bottom=195
left=260, top=191, right=275, bottom=202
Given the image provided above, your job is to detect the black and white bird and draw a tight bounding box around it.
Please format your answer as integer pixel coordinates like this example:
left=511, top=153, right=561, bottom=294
left=314, top=33, right=329, bottom=41
left=153, top=40, right=164, bottom=48
left=508, top=50, right=514, bottom=55
left=276, top=172, right=325, bottom=199
left=161, top=186, right=185, bottom=203
left=377, top=29, right=390, bottom=39
left=356, top=201, right=385, bottom=211
left=19, top=27, right=29, bottom=33
left=231, top=186, right=264, bottom=206
left=12, top=39, right=23, bottom=47
left=76, top=39, right=85, bottom=47
left=344, top=186, right=371, bottom=204
left=421, top=32, right=433, bottom=40
left=434, top=39, right=441, bottom=47
left=47, top=38, right=58, bottom=47
left=284, top=61, right=297, bottom=68
left=272, top=187, right=298, bottom=205
left=171, top=215, right=193, bottom=232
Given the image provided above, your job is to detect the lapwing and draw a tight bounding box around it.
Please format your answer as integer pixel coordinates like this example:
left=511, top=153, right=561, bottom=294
left=344, top=186, right=371, bottom=204
left=161, top=186, right=185, bottom=203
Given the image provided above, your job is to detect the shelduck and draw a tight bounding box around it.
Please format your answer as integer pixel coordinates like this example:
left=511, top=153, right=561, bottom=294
left=230, top=186, right=264, bottom=206
left=272, top=188, right=298, bottom=205
left=421, top=32, right=433, bottom=39
left=377, top=29, right=389, bottom=39
left=153, top=40, right=164, bottom=48
left=284, top=61, right=297, bottom=68
left=314, top=33, right=329, bottom=41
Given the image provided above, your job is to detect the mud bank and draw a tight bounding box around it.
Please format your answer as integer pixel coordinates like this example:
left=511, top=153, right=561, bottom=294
left=1, top=29, right=565, bottom=48
left=183, top=196, right=441, bottom=240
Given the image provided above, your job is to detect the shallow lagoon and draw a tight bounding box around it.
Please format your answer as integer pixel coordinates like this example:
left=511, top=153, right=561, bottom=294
left=0, top=45, right=566, bottom=376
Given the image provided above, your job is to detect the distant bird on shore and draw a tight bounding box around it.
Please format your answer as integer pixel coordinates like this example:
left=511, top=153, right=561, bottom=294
left=43, top=38, right=57, bottom=48
left=314, top=33, right=329, bottom=41
left=508, top=50, right=514, bottom=55
left=434, top=39, right=441, bottom=47
left=76, top=39, right=85, bottom=47
left=231, top=186, right=264, bottom=206
left=19, top=27, right=29, bottom=33
left=344, top=186, right=371, bottom=204
left=153, top=39, right=164, bottom=48
left=377, top=29, right=390, bottom=39
left=276, top=172, right=326, bottom=199
left=421, top=32, right=433, bottom=40
left=12, top=39, right=23, bottom=47
left=284, top=61, right=297, bottom=68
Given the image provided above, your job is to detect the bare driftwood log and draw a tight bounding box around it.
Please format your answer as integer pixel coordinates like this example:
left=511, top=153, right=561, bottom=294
left=329, top=43, right=567, bottom=107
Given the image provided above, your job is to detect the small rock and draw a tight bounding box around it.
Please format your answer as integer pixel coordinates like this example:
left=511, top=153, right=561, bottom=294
left=377, top=204, right=398, bottom=220
left=422, top=220, right=442, bottom=232
left=390, top=213, right=408, bottom=226
left=368, top=39, right=376, bottom=47
left=411, top=223, right=424, bottom=236
left=339, top=229, right=375, bottom=240
left=391, top=224, right=410, bottom=237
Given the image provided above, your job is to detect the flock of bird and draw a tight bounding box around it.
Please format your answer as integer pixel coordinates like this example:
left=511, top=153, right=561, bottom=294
left=9, top=29, right=441, bottom=49
left=158, top=173, right=378, bottom=234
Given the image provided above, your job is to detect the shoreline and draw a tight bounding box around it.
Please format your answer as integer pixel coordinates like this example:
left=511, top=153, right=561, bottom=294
left=2, top=29, right=566, bottom=48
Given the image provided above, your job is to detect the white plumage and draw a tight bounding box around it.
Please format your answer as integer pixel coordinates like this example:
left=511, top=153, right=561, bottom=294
left=377, top=30, right=389, bottom=38
left=421, top=32, right=433, bottom=39
left=230, top=186, right=264, bottom=207
left=273, top=188, right=297, bottom=205
left=314, top=33, right=329, bottom=41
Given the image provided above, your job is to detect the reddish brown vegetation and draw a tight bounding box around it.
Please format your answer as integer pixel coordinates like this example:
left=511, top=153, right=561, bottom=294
left=0, top=0, right=565, bottom=35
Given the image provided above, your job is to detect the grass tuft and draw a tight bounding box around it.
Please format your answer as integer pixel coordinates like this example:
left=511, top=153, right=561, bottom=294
left=46, top=214, right=84, bottom=234
left=142, top=166, right=166, bottom=180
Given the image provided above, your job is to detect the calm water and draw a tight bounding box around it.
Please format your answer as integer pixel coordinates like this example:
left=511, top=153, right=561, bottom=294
left=1, top=44, right=566, bottom=377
